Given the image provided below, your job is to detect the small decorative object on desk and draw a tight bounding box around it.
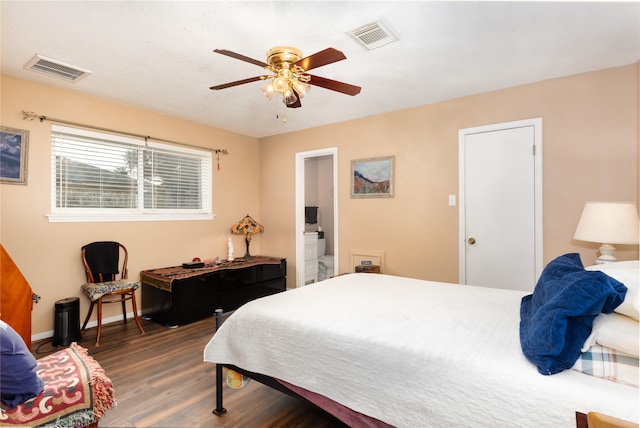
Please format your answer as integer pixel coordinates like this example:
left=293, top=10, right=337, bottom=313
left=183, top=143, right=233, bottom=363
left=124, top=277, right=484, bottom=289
left=182, top=261, right=204, bottom=269
left=227, top=237, right=234, bottom=261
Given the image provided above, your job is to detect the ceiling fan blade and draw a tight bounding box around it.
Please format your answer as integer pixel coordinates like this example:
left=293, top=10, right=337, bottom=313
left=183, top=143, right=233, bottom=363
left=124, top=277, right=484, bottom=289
left=209, top=75, right=269, bottom=90
left=307, top=75, right=361, bottom=96
left=294, top=48, right=346, bottom=72
left=213, top=49, right=270, bottom=68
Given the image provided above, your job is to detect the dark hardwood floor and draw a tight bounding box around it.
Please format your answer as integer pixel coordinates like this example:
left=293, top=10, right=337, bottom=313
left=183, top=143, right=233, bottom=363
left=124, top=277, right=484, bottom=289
left=32, top=315, right=348, bottom=428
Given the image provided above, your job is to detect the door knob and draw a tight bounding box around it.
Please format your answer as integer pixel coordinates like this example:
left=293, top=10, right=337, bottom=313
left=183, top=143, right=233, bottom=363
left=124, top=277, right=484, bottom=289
left=467, top=237, right=476, bottom=245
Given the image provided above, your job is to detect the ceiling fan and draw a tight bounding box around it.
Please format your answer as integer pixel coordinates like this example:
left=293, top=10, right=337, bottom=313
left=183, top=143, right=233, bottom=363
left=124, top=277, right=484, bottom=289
left=209, top=46, right=361, bottom=109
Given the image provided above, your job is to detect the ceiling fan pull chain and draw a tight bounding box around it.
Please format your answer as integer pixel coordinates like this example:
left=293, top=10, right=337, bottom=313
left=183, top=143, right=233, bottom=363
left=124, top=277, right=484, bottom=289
left=281, top=96, right=288, bottom=123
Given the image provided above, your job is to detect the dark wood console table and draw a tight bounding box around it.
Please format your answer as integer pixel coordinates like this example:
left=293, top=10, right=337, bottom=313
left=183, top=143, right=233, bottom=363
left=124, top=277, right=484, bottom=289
left=141, top=256, right=286, bottom=327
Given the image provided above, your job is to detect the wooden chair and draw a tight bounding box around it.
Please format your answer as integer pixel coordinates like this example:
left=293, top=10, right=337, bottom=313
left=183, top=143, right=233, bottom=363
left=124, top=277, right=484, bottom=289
left=80, top=241, right=144, bottom=345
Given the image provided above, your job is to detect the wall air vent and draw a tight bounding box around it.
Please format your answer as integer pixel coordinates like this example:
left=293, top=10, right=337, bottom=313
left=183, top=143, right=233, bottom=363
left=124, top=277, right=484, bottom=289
left=24, top=54, right=91, bottom=83
left=347, top=19, right=398, bottom=50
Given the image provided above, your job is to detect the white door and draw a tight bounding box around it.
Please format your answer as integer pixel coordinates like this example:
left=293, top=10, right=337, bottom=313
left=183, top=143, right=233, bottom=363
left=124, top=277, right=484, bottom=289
left=459, top=118, right=542, bottom=292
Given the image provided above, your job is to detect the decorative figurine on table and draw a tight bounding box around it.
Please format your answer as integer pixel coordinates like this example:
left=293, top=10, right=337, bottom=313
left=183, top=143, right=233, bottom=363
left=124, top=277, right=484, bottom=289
left=227, top=237, right=234, bottom=262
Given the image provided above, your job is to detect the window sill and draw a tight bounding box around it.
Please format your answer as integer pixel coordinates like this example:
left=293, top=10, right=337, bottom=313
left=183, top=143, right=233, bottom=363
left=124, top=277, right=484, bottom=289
left=46, top=213, right=215, bottom=223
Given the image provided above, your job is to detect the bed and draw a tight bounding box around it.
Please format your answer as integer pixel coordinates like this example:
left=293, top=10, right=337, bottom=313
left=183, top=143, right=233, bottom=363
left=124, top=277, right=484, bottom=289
left=203, top=255, right=639, bottom=427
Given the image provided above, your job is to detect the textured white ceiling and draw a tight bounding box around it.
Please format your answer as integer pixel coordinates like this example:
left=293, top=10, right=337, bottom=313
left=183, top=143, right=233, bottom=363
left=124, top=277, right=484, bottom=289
left=1, top=1, right=638, bottom=138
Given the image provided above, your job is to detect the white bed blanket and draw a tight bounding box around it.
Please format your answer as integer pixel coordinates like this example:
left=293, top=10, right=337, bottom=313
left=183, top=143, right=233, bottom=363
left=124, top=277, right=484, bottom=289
left=203, top=273, right=639, bottom=427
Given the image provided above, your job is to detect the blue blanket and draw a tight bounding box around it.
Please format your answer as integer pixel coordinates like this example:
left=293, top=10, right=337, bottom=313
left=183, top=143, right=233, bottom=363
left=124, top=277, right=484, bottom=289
left=519, top=253, right=626, bottom=375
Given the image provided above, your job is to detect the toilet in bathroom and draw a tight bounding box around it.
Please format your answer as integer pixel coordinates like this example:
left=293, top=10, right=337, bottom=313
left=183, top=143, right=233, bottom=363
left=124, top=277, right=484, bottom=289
left=317, top=237, right=334, bottom=281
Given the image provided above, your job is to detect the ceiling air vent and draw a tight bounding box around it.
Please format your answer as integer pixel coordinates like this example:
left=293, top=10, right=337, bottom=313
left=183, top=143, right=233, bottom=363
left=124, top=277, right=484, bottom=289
left=348, top=19, right=398, bottom=50
left=24, top=54, right=91, bottom=83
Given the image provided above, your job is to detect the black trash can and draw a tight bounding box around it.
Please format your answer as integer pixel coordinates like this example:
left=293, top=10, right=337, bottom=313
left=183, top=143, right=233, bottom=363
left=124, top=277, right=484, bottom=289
left=53, top=297, right=81, bottom=346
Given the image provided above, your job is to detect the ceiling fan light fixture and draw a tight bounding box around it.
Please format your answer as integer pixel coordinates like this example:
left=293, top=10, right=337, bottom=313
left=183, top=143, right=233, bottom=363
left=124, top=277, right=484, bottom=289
left=272, top=76, right=289, bottom=93
left=292, top=80, right=310, bottom=97
left=283, top=89, right=298, bottom=106
left=260, top=81, right=275, bottom=99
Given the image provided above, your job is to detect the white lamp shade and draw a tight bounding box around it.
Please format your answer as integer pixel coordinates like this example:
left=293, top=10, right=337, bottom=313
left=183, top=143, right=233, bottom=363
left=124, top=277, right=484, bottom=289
left=573, top=202, right=639, bottom=245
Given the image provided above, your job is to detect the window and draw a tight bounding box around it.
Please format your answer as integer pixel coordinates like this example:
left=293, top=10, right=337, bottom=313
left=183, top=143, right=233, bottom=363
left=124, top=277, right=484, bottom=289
left=49, top=124, right=212, bottom=222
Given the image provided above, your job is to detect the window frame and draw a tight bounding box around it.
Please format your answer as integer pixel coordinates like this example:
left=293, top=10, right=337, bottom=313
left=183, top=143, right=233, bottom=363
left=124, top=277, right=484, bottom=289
left=47, top=124, right=214, bottom=223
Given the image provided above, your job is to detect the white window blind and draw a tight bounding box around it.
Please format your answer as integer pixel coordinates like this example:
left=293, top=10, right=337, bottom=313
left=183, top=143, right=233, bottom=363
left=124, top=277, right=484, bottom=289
left=49, top=124, right=212, bottom=222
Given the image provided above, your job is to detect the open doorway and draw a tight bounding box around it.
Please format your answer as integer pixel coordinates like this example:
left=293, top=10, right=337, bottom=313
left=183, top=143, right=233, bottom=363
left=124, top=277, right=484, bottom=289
left=295, top=148, right=339, bottom=287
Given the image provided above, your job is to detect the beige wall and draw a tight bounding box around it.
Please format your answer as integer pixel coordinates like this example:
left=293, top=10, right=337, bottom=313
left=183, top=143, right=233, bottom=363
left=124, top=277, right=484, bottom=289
left=1, top=64, right=638, bottom=338
left=0, top=74, right=261, bottom=336
left=260, top=64, right=639, bottom=284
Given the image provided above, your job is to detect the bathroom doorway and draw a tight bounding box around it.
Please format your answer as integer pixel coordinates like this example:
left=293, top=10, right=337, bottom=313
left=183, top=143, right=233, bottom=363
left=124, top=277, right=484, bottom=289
left=295, top=148, right=338, bottom=287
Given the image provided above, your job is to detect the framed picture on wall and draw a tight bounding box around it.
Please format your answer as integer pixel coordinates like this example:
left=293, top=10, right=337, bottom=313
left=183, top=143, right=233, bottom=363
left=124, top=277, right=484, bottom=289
left=0, top=126, right=29, bottom=185
left=351, top=155, right=394, bottom=198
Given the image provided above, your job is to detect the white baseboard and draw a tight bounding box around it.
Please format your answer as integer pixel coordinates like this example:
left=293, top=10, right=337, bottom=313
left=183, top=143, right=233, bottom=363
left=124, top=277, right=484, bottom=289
left=31, top=310, right=141, bottom=342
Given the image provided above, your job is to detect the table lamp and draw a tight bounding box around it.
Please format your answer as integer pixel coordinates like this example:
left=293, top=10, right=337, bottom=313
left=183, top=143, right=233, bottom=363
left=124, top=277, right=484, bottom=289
left=231, top=214, right=264, bottom=260
left=573, top=201, right=639, bottom=264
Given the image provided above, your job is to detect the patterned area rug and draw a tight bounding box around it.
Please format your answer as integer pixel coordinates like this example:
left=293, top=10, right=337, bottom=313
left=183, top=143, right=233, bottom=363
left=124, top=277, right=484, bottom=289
left=0, top=343, right=115, bottom=427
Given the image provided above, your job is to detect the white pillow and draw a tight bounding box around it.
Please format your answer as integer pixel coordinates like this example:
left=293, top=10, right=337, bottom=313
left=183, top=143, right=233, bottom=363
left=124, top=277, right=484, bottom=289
left=581, top=312, right=639, bottom=357
left=585, top=260, right=639, bottom=320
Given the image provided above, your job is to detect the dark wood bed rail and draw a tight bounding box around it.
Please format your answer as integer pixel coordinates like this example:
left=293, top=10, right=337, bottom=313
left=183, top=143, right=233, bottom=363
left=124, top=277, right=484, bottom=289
left=577, top=412, right=588, bottom=428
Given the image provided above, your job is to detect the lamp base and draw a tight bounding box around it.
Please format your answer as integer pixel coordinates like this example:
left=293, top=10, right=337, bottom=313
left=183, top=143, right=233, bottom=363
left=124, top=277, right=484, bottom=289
left=243, top=236, right=252, bottom=260
left=596, top=243, right=617, bottom=264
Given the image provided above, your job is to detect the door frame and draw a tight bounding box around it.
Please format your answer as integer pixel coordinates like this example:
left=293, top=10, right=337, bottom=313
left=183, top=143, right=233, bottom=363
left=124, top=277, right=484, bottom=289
left=458, top=117, right=543, bottom=285
left=295, top=147, right=339, bottom=287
